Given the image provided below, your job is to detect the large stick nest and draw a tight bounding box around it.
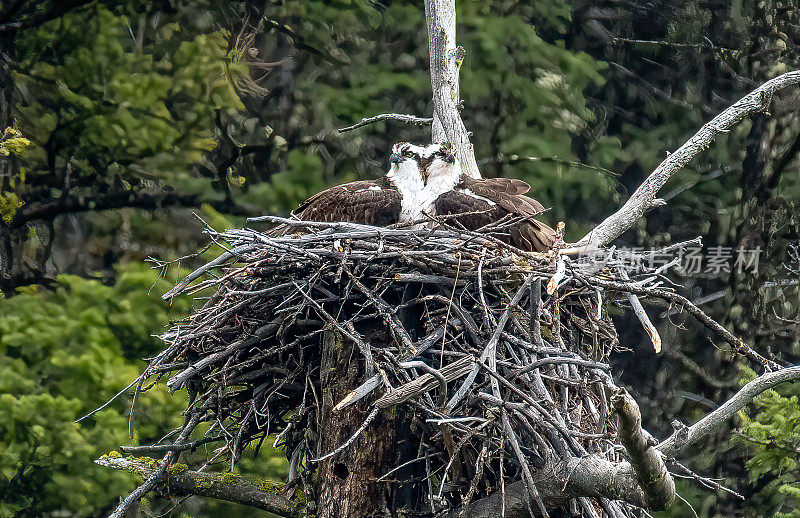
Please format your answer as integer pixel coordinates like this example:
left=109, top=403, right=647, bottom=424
left=145, top=217, right=655, bottom=517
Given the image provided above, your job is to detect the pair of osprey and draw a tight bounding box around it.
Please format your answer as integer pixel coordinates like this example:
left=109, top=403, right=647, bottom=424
left=287, top=143, right=555, bottom=252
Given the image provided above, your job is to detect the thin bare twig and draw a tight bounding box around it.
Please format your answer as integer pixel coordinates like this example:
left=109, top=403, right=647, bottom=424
left=338, top=113, right=433, bottom=132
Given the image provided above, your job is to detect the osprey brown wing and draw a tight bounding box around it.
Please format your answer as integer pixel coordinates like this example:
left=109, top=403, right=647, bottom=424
left=434, top=190, right=501, bottom=230
left=294, top=180, right=402, bottom=225
left=435, top=176, right=556, bottom=252
left=460, top=176, right=545, bottom=215
left=510, top=220, right=557, bottom=252
left=467, top=177, right=531, bottom=196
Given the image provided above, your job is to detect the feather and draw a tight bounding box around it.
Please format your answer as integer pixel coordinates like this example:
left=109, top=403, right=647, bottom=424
left=271, top=179, right=403, bottom=236
left=434, top=175, right=556, bottom=252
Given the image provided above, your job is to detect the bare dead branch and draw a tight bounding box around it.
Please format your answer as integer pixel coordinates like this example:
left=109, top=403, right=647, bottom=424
left=579, top=70, right=800, bottom=247
left=96, top=455, right=299, bottom=517
left=424, top=0, right=481, bottom=178
left=375, top=355, right=474, bottom=409
left=450, top=456, right=651, bottom=518
left=619, top=269, right=662, bottom=353
left=109, top=413, right=202, bottom=518
left=658, top=365, right=800, bottom=457
left=583, top=276, right=778, bottom=370
left=120, top=436, right=220, bottom=454
left=337, top=113, right=433, bottom=132
left=611, top=387, right=675, bottom=509
left=13, top=189, right=259, bottom=230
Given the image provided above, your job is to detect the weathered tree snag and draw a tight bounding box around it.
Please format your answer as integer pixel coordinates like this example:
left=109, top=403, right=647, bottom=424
left=317, top=329, right=400, bottom=518
left=425, top=0, right=481, bottom=178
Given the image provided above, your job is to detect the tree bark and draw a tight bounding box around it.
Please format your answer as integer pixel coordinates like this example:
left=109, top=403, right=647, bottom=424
left=424, top=0, right=481, bottom=178
left=316, top=330, right=400, bottom=518
left=95, top=455, right=300, bottom=517
left=0, top=19, right=17, bottom=288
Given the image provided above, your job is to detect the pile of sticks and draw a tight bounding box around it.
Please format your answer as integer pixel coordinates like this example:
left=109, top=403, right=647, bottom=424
left=139, top=216, right=671, bottom=517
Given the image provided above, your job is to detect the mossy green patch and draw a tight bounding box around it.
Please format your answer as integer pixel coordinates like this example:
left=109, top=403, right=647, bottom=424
left=169, top=463, right=188, bottom=474
left=256, top=478, right=283, bottom=493
left=220, top=471, right=243, bottom=484
left=195, top=474, right=215, bottom=489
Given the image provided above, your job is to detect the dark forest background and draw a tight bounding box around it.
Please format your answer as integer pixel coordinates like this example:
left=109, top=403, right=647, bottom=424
left=1, top=1, right=799, bottom=516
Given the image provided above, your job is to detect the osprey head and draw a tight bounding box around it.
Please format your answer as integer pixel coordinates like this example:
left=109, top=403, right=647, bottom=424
left=387, top=142, right=426, bottom=192
left=419, top=142, right=459, bottom=184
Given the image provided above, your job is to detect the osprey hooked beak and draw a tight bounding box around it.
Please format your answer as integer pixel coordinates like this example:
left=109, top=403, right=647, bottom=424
left=436, top=142, right=456, bottom=164
left=389, top=153, right=403, bottom=164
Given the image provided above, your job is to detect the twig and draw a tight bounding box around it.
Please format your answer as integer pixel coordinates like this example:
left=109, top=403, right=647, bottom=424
left=582, top=276, right=777, bottom=370
left=120, top=436, right=221, bottom=454
left=619, top=269, right=662, bottom=353
left=338, top=113, right=432, bottom=132
left=311, top=407, right=381, bottom=462
left=445, top=277, right=532, bottom=412
left=109, top=412, right=203, bottom=518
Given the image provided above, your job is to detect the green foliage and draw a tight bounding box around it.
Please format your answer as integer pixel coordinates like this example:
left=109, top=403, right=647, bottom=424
left=0, top=127, right=32, bottom=159
left=0, top=265, right=188, bottom=516
left=457, top=1, right=619, bottom=230
left=0, top=193, right=23, bottom=224
left=735, top=366, right=800, bottom=517
left=14, top=4, right=244, bottom=178
left=0, top=127, right=31, bottom=222
left=2, top=1, right=253, bottom=277
left=2, top=0, right=799, bottom=516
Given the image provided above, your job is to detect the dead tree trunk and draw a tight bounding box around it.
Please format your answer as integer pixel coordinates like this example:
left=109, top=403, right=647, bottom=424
left=317, top=330, right=401, bottom=518
left=425, top=0, right=481, bottom=178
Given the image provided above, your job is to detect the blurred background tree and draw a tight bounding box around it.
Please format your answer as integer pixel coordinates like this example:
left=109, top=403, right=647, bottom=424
left=0, top=0, right=798, bottom=516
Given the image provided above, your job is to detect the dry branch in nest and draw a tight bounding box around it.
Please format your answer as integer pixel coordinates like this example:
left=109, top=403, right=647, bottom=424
left=98, top=214, right=800, bottom=518
left=107, top=215, right=729, bottom=518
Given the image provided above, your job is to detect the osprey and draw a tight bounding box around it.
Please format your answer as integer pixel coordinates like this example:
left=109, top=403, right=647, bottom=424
left=280, top=143, right=427, bottom=229
left=420, top=146, right=556, bottom=252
